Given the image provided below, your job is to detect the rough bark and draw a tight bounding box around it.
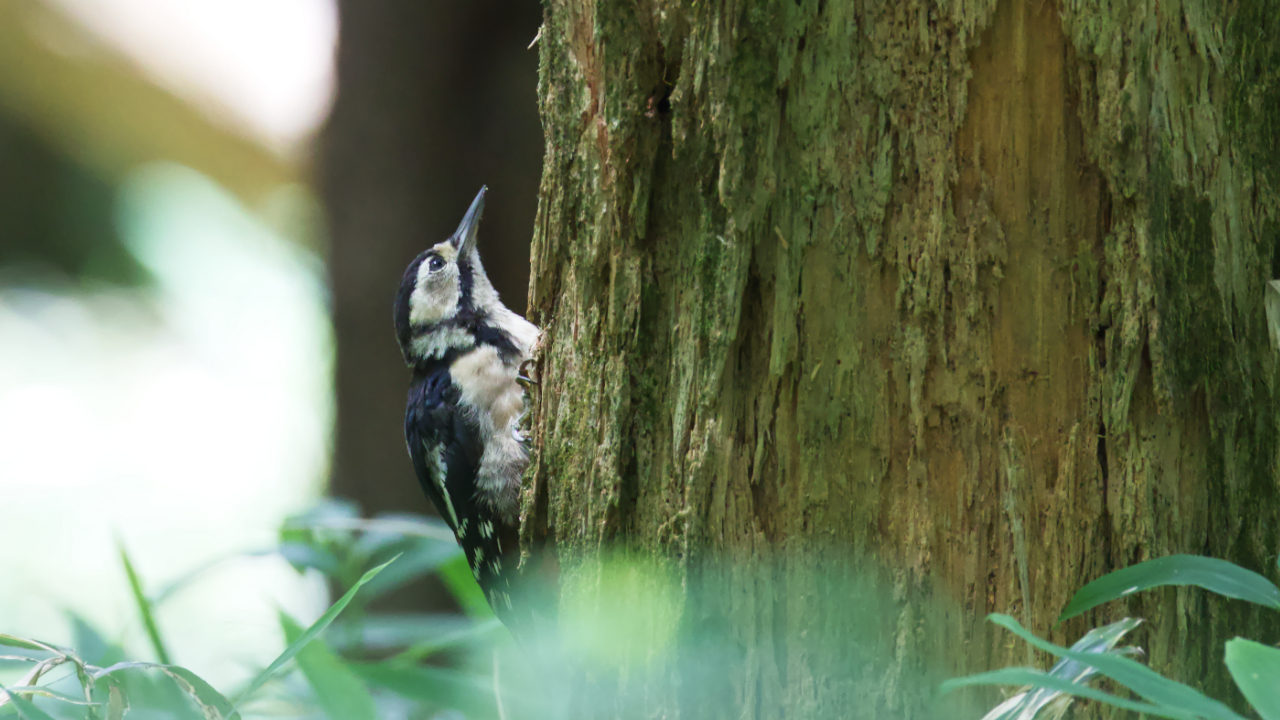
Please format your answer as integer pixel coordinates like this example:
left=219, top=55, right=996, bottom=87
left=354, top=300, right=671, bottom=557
left=527, top=0, right=1280, bottom=717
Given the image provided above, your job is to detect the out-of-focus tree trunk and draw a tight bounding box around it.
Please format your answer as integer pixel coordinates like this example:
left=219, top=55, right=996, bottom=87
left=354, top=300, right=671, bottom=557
left=527, top=0, right=1280, bottom=716
left=321, top=0, right=542, bottom=608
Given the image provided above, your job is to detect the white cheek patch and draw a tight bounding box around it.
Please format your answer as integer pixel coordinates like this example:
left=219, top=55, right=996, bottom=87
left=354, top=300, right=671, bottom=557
left=409, top=242, right=462, bottom=325
left=409, top=280, right=460, bottom=325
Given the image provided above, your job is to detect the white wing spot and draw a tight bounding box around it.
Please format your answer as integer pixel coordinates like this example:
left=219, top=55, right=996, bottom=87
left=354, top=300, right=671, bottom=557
left=427, top=442, right=460, bottom=529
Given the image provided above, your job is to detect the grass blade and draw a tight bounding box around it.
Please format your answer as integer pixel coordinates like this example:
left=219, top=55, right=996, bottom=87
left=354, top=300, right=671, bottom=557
left=1225, top=638, right=1280, bottom=720
left=281, top=613, right=378, bottom=720
left=988, top=614, right=1247, bottom=720
left=1058, top=555, right=1280, bottom=623
left=0, top=637, right=57, bottom=654
left=234, top=554, right=399, bottom=707
left=118, top=540, right=172, bottom=664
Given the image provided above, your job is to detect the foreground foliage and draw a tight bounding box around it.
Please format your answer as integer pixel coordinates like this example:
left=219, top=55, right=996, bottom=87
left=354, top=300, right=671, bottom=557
left=0, top=500, right=516, bottom=720
left=947, top=554, right=1280, bottom=719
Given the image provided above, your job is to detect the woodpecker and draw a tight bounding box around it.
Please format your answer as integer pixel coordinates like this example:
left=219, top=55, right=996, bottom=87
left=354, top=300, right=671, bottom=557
left=393, top=186, right=540, bottom=627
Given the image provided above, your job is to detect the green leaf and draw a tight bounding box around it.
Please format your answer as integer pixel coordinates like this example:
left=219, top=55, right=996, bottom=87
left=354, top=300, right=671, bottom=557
left=280, top=612, right=378, bottom=720
left=957, top=618, right=1142, bottom=720
left=106, top=685, right=127, bottom=720
left=68, top=612, right=126, bottom=668
left=1058, top=555, right=1280, bottom=623
left=152, top=552, right=239, bottom=606
left=234, top=554, right=399, bottom=707
left=988, top=614, right=1247, bottom=720
left=273, top=542, right=343, bottom=576
left=392, top=618, right=506, bottom=663
left=942, top=667, right=1201, bottom=720
left=1225, top=638, right=1280, bottom=720
left=0, top=688, right=99, bottom=707
left=118, top=540, right=172, bottom=665
left=0, top=685, right=58, bottom=720
left=329, top=613, right=482, bottom=653
left=361, top=539, right=460, bottom=601
left=348, top=661, right=496, bottom=716
left=438, top=554, right=493, bottom=619
left=0, top=637, right=55, bottom=654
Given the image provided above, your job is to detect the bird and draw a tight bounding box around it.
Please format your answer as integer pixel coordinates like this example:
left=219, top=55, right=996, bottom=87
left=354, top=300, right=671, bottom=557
left=393, top=186, right=542, bottom=631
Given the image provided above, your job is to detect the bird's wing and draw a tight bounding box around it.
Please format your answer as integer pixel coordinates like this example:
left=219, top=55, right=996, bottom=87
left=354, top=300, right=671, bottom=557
left=405, top=368, right=483, bottom=536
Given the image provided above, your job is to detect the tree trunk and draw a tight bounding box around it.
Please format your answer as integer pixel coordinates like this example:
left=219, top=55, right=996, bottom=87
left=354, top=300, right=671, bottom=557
left=526, top=0, right=1280, bottom=717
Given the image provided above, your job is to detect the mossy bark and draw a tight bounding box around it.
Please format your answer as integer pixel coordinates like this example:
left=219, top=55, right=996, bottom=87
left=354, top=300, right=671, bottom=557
left=525, top=0, right=1280, bottom=717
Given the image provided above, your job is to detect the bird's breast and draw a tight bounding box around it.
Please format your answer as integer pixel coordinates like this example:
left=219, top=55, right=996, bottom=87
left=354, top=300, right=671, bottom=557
left=448, top=344, right=525, bottom=431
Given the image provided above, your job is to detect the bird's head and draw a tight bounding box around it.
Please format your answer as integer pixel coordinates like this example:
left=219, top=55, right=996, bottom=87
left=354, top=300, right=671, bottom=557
left=394, top=186, right=500, bottom=365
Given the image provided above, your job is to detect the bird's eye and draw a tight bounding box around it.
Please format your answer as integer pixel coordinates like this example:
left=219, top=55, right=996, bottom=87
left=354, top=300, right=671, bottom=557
left=427, top=255, right=446, bottom=272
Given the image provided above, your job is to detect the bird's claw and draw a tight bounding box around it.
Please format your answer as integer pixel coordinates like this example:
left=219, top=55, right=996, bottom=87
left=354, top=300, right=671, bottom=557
left=517, top=359, right=540, bottom=389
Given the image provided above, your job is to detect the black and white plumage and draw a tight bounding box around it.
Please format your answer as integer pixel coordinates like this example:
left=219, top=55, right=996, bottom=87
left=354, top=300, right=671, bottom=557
left=394, top=187, right=540, bottom=624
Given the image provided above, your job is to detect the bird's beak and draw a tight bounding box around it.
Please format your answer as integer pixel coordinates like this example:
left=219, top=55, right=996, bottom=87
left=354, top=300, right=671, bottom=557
left=452, top=186, right=486, bottom=257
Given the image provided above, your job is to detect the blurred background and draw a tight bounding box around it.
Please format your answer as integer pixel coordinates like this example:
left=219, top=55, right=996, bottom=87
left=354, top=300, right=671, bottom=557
left=0, top=0, right=542, bottom=714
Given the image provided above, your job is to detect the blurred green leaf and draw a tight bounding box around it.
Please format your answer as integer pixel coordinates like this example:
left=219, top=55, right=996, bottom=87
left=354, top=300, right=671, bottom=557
left=106, top=685, right=126, bottom=720
left=390, top=618, right=506, bottom=663
left=281, top=613, right=378, bottom=720
left=942, top=667, right=1199, bottom=720
left=152, top=552, right=240, bottom=606
left=363, top=513, right=456, bottom=540
left=282, top=500, right=361, bottom=542
left=329, top=613, right=478, bottom=653
left=68, top=613, right=125, bottom=668
left=283, top=512, right=453, bottom=543
left=439, top=555, right=493, bottom=620
left=1225, top=638, right=1280, bottom=720
left=118, top=540, right=172, bottom=665
left=274, top=542, right=343, bottom=576
left=93, top=662, right=239, bottom=720
left=0, top=685, right=57, bottom=720
left=0, top=688, right=97, bottom=707
left=348, top=661, right=495, bottom=717
left=0, top=638, right=54, bottom=654
left=988, top=614, right=1247, bottom=720
left=1058, top=555, right=1280, bottom=623
left=363, top=539, right=461, bottom=601
left=235, top=554, right=399, bottom=707
left=12, top=658, right=61, bottom=691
